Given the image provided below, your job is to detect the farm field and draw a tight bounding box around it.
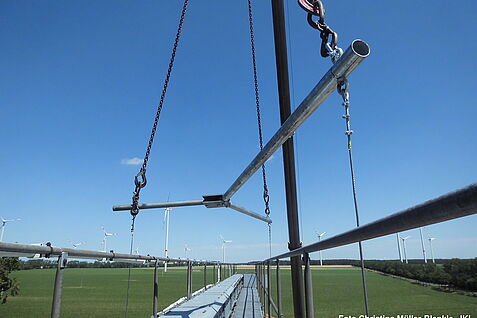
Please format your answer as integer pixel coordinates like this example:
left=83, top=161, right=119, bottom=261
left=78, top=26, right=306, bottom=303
left=0, top=266, right=476, bottom=317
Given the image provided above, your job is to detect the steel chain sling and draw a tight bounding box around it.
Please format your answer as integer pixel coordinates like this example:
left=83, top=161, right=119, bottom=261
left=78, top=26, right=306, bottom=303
left=125, top=1, right=190, bottom=317
left=247, top=0, right=272, bottom=257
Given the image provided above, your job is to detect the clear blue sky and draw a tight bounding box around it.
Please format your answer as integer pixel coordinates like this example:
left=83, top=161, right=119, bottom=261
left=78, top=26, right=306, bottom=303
left=1, top=1, right=476, bottom=263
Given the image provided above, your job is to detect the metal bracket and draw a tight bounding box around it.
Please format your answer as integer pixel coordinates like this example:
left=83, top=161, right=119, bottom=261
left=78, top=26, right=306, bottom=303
left=58, top=252, right=68, bottom=269
left=202, top=194, right=228, bottom=208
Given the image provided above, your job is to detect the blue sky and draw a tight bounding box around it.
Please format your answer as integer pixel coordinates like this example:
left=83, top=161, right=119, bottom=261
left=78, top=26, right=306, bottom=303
left=1, top=1, right=476, bottom=263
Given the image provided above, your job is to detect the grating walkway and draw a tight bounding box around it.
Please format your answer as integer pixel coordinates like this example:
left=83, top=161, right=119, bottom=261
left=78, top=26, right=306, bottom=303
left=231, top=274, right=263, bottom=318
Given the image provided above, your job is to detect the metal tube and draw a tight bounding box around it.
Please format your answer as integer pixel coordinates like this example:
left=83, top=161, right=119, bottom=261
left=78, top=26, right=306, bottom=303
left=187, top=261, right=192, bottom=299
left=396, top=233, right=403, bottom=262
left=153, top=260, right=159, bottom=317
left=304, top=253, right=314, bottom=318
left=0, top=242, right=218, bottom=264
left=113, top=200, right=203, bottom=211
left=223, top=39, right=369, bottom=202
left=419, top=228, right=427, bottom=263
left=267, top=183, right=477, bottom=260
left=203, top=264, right=207, bottom=290
left=267, top=262, right=271, bottom=317
left=227, top=203, right=271, bottom=223
left=51, top=252, right=67, bottom=318
left=276, top=260, right=283, bottom=317
left=213, top=265, right=216, bottom=283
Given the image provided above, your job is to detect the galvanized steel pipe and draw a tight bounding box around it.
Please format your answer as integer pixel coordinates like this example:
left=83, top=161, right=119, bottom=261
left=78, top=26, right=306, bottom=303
left=268, top=183, right=477, bottom=261
left=223, top=39, right=370, bottom=201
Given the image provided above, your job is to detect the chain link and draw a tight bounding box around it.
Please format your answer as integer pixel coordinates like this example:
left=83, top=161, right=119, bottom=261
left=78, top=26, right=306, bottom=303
left=130, top=0, right=190, bottom=217
left=248, top=0, right=271, bottom=219
left=301, top=0, right=339, bottom=58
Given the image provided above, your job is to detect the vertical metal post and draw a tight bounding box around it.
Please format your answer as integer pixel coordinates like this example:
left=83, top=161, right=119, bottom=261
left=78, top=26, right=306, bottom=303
left=152, top=260, right=159, bottom=317
left=51, top=252, right=67, bottom=318
left=267, top=262, right=272, bottom=317
left=419, top=228, right=427, bottom=263
left=213, top=264, right=216, bottom=283
left=303, top=253, right=314, bottom=318
left=276, top=260, right=283, bottom=318
left=186, top=261, right=192, bottom=299
left=396, top=233, right=403, bottom=262
left=270, top=0, right=305, bottom=316
left=203, top=263, right=207, bottom=290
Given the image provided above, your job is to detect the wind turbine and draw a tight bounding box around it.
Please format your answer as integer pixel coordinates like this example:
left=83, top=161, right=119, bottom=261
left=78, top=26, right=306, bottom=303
left=184, top=245, right=191, bottom=259
left=419, top=227, right=427, bottom=263
left=316, top=231, right=326, bottom=266
left=101, top=226, right=117, bottom=252
left=400, top=235, right=411, bottom=264
left=428, top=237, right=436, bottom=263
left=163, top=207, right=172, bottom=272
left=0, top=217, right=21, bottom=242
left=396, top=233, right=403, bottom=262
left=220, top=235, right=232, bottom=263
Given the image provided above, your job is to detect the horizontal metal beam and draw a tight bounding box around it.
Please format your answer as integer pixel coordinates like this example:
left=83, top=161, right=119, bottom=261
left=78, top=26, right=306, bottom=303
left=112, top=200, right=203, bottom=211
left=113, top=199, right=272, bottom=224
left=266, top=183, right=477, bottom=261
left=223, top=39, right=370, bottom=201
left=0, top=242, right=220, bottom=264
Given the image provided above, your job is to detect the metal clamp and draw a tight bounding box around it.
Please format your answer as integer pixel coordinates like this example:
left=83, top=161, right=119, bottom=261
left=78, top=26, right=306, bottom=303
left=58, top=252, right=68, bottom=269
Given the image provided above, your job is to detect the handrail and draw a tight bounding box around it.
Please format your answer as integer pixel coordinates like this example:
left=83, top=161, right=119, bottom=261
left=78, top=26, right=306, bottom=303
left=263, top=182, right=477, bottom=261
left=0, top=242, right=220, bottom=264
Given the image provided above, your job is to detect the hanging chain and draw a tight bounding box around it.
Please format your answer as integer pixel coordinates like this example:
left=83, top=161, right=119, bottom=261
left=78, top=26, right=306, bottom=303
left=130, top=0, right=190, bottom=217
left=298, top=0, right=340, bottom=58
left=247, top=0, right=272, bottom=257
left=337, top=79, right=370, bottom=315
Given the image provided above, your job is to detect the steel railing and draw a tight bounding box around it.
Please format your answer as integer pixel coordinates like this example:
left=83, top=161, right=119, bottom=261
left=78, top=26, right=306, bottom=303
left=0, top=242, right=239, bottom=318
left=253, top=182, right=477, bottom=318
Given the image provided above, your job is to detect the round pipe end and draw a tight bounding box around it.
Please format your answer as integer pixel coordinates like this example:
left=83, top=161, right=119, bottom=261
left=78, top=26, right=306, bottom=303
left=351, top=39, right=370, bottom=57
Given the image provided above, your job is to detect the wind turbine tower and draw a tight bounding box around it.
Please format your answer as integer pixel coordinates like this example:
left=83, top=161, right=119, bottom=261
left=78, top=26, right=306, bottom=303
left=316, top=231, right=326, bottom=266
left=101, top=226, right=117, bottom=252
left=428, top=237, right=436, bottom=264
left=220, top=235, right=232, bottom=263
left=419, top=227, right=427, bottom=263
left=164, top=207, right=172, bottom=272
left=0, top=217, right=21, bottom=242
left=401, top=236, right=411, bottom=264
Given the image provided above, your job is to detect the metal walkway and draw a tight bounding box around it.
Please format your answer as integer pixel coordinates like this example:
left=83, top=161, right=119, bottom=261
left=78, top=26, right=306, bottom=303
left=159, top=274, right=243, bottom=318
left=231, top=274, right=263, bottom=318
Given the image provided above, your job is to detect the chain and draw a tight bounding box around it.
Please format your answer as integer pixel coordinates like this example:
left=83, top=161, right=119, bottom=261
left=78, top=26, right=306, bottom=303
left=337, top=79, right=370, bottom=315
left=247, top=0, right=272, bottom=257
left=299, top=0, right=339, bottom=58
left=130, top=0, right=190, bottom=217
left=247, top=0, right=271, bottom=219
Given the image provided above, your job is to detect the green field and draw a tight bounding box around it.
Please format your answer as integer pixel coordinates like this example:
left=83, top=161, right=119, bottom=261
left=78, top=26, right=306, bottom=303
left=1, top=266, right=476, bottom=317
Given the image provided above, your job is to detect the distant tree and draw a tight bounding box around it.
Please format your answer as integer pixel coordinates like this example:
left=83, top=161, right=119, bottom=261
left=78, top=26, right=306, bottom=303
left=0, top=257, right=20, bottom=304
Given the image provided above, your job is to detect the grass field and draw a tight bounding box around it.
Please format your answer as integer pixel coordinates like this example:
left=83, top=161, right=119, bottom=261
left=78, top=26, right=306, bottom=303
left=1, top=266, right=476, bottom=317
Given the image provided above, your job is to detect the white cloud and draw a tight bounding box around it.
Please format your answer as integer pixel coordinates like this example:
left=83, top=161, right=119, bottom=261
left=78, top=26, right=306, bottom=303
left=121, top=157, right=143, bottom=165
